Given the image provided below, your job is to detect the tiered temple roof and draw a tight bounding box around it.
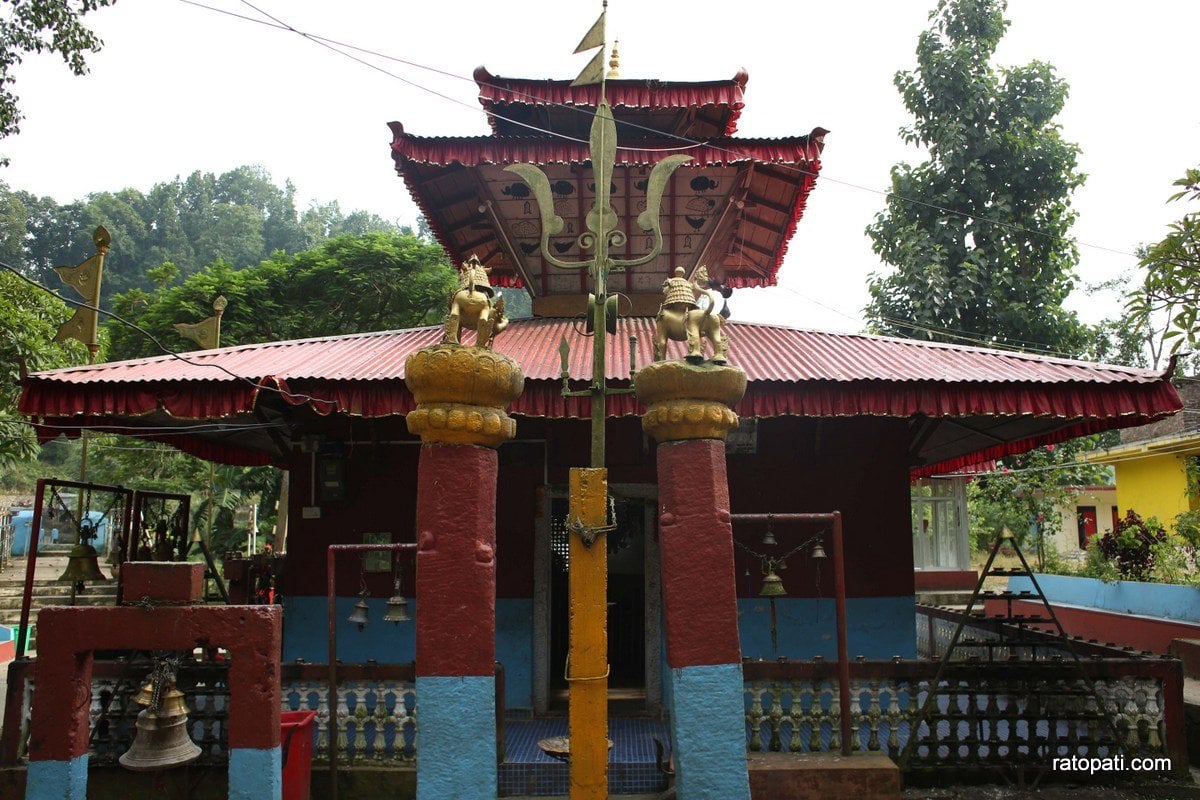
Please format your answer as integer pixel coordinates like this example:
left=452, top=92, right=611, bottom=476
left=390, top=68, right=824, bottom=309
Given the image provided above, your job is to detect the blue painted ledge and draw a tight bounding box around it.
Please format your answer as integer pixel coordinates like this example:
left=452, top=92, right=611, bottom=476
left=1009, top=574, right=1200, bottom=622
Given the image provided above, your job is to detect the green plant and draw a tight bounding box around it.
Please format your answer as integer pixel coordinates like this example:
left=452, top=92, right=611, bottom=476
left=1091, top=510, right=1167, bottom=582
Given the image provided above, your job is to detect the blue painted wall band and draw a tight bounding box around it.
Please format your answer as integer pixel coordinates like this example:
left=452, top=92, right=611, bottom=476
left=281, top=597, right=535, bottom=710
left=670, top=663, right=751, bottom=800
left=416, top=675, right=497, bottom=800
left=738, top=595, right=917, bottom=660
left=25, top=755, right=88, bottom=800
left=229, top=746, right=283, bottom=800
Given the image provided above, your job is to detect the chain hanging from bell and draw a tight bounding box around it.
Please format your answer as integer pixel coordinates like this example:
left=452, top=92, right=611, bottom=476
left=120, top=663, right=201, bottom=771
left=760, top=558, right=786, bottom=597
left=384, top=566, right=410, bottom=624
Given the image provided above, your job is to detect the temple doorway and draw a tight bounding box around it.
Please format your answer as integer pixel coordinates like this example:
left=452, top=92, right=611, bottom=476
left=535, top=486, right=661, bottom=715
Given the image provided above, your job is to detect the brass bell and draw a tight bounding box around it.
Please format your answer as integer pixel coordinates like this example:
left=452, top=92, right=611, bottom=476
left=762, top=515, right=777, bottom=547
left=58, top=543, right=108, bottom=585
left=384, top=593, right=410, bottom=624
left=760, top=564, right=786, bottom=597
left=811, top=541, right=828, bottom=560
left=119, top=685, right=201, bottom=771
left=348, top=593, right=370, bottom=631
left=134, top=681, right=154, bottom=707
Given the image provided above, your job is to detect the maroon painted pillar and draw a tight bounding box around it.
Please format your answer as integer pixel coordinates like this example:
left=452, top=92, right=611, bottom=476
left=638, top=360, right=750, bottom=799
left=404, top=342, right=524, bottom=800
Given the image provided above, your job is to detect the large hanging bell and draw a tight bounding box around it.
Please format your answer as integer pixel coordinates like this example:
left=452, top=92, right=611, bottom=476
left=759, top=565, right=786, bottom=597
left=119, top=685, right=201, bottom=771
left=58, top=543, right=108, bottom=584
left=348, top=595, right=370, bottom=631
left=384, top=593, right=411, bottom=624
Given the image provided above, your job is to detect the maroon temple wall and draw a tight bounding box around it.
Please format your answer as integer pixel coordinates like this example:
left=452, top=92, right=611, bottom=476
left=275, top=413, right=916, bottom=670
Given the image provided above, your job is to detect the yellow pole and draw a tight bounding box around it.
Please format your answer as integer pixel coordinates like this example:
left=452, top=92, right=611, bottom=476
left=568, top=467, right=608, bottom=800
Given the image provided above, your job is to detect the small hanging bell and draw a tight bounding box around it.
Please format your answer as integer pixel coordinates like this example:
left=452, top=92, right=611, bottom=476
left=811, top=541, right=828, bottom=560
left=58, top=543, right=108, bottom=585
left=348, top=592, right=370, bottom=631
left=134, top=681, right=155, bottom=707
left=760, top=563, right=786, bottom=597
left=762, top=515, right=777, bottom=547
left=384, top=593, right=411, bottom=624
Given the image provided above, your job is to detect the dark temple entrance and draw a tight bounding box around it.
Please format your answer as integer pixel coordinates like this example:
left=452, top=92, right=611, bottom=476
left=548, top=493, right=657, bottom=712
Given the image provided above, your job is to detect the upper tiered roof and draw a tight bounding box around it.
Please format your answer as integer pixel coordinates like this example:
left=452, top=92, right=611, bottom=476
left=390, top=67, right=825, bottom=306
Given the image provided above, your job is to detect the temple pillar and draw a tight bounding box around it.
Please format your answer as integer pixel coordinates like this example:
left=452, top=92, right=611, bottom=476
left=405, top=343, right=523, bottom=800
left=637, top=360, right=750, bottom=800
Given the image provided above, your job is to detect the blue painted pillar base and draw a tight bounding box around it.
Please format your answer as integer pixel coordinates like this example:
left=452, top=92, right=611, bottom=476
left=229, top=746, right=283, bottom=800
left=26, top=755, right=88, bottom=800
left=670, top=663, right=751, bottom=800
left=416, top=675, right=497, bottom=800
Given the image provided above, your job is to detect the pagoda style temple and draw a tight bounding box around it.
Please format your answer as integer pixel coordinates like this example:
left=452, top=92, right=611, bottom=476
left=9, top=62, right=1187, bottom=800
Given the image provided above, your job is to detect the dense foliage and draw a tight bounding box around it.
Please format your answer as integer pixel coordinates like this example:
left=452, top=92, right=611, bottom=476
left=865, top=0, right=1088, bottom=356
left=0, top=167, right=399, bottom=296
left=967, top=441, right=1108, bottom=568
left=0, top=270, right=88, bottom=467
left=106, top=230, right=455, bottom=360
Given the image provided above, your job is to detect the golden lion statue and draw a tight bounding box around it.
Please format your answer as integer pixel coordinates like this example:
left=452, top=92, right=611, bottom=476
left=653, top=265, right=730, bottom=364
left=444, top=254, right=508, bottom=348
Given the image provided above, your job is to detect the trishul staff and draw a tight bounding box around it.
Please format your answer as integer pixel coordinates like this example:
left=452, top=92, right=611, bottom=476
left=503, top=5, right=690, bottom=798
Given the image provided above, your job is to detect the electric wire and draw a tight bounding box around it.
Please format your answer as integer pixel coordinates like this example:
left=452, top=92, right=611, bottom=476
left=178, top=0, right=1144, bottom=263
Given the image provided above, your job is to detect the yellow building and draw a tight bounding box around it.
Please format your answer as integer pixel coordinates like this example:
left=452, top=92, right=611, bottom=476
left=1085, top=432, right=1200, bottom=531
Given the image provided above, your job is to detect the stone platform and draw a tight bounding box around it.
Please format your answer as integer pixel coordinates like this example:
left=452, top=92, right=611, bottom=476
left=747, top=751, right=900, bottom=800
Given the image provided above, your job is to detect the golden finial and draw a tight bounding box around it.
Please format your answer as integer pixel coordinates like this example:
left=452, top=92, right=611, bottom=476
left=607, top=39, right=620, bottom=79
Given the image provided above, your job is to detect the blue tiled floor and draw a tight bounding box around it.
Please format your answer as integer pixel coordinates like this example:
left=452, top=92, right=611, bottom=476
left=500, top=717, right=670, bottom=796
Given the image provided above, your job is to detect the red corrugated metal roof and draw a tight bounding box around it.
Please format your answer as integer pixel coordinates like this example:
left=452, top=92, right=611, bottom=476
left=20, top=318, right=1182, bottom=473
left=24, top=318, right=1167, bottom=388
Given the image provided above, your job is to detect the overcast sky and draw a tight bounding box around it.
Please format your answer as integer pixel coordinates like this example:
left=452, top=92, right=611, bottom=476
left=3, top=1, right=1198, bottom=341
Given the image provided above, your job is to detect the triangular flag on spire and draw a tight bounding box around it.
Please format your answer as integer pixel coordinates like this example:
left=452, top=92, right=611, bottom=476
left=572, top=48, right=606, bottom=87
left=574, top=9, right=606, bottom=53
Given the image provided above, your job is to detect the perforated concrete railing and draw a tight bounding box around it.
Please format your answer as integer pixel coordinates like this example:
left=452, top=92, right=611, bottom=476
left=741, top=649, right=1186, bottom=774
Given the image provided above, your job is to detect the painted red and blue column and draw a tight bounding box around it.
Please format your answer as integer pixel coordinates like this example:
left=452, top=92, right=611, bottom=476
left=638, top=360, right=750, bottom=800
left=404, top=342, right=524, bottom=800
left=25, top=603, right=282, bottom=800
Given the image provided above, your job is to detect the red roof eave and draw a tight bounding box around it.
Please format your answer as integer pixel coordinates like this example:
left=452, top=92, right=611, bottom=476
left=473, top=67, right=749, bottom=136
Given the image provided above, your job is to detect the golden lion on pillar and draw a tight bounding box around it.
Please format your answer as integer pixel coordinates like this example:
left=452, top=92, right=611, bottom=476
left=444, top=254, right=508, bottom=348
left=653, top=265, right=730, bottom=364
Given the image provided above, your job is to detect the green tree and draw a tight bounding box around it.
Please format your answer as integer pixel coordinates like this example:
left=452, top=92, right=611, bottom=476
left=865, top=0, right=1088, bottom=355
left=0, top=0, right=114, bottom=164
left=1127, top=168, right=1200, bottom=354
left=0, top=269, right=88, bottom=467
left=969, top=440, right=1109, bottom=569
left=107, top=231, right=455, bottom=360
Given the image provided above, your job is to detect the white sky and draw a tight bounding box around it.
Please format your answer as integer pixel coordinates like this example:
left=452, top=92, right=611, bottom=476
left=3, top=0, right=1198, bottom=340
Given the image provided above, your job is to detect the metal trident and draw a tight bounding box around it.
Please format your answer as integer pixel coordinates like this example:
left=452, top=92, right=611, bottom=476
left=505, top=100, right=690, bottom=467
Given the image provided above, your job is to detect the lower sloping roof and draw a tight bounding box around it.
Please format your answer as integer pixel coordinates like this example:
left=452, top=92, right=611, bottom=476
left=19, top=318, right=1181, bottom=472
